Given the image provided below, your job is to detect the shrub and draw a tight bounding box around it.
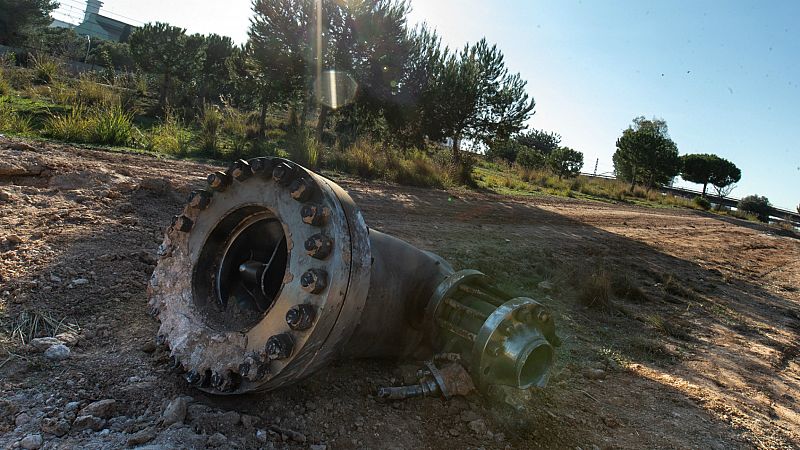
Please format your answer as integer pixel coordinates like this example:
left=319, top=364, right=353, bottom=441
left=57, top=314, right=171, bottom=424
left=287, top=128, right=320, bottom=168
left=92, top=106, right=134, bottom=146
left=146, top=109, right=192, bottom=155
left=31, top=54, right=60, bottom=85
left=45, top=107, right=92, bottom=142
left=199, top=104, right=222, bottom=156
left=693, top=196, right=711, bottom=210
left=75, top=76, right=120, bottom=108
left=516, top=147, right=545, bottom=169
left=0, top=102, right=32, bottom=134
left=737, top=195, right=771, bottom=222
left=578, top=270, right=613, bottom=310
left=0, top=70, right=10, bottom=96
left=222, top=106, right=249, bottom=157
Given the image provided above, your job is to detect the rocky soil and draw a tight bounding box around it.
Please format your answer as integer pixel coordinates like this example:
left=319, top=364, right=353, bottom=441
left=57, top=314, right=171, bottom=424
left=0, top=137, right=798, bottom=449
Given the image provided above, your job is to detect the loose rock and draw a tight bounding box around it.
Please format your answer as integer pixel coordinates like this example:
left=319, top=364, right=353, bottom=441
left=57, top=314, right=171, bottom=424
left=207, top=432, right=228, bottom=448
left=468, top=419, right=488, bottom=435
left=73, top=415, right=106, bottom=431
left=126, top=427, right=156, bottom=446
left=15, top=412, right=31, bottom=426
left=40, top=417, right=70, bottom=437
left=80, top=399, right=117, bottom=419
left=19, top=434, right=43, bottom=450
left=161, top=397, right=188, bottom=426
left=30, top=337, right=62, bottom=352
left=44, top=344, right=70, bottom=361
left=583, top=368, right=607, bottom=380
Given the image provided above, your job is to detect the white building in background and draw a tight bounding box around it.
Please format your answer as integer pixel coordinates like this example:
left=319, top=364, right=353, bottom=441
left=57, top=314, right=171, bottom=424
left=50, top=0, right=136, bottom=43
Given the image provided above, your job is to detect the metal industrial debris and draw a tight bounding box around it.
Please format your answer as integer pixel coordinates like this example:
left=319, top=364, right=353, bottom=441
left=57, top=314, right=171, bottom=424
left=147, top=157, right=560, bottom=397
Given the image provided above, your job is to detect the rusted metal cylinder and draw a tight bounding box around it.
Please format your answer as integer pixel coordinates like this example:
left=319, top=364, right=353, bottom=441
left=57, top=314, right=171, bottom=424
left=147, top=157, right=559, bottom=395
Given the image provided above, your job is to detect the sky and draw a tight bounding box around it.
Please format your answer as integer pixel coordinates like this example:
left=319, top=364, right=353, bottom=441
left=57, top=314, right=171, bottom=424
left=52, top=0, right=800, bottom=210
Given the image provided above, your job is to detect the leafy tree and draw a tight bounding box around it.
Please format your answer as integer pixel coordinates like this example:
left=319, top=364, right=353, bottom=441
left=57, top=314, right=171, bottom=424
left=196, top=34, right=235, bottom=105
left=548, top=146, right=584, bottom=179
left=680, top=154, right=715, bottom=196
left=0, top=0, right=58, bottom=46
left=516, top=129, right=561, bottom=156
left=737, top=195, right=771, bottom=222
left=681, top=153, right=741, bottom=197
left=27, top=27, right=88, bottom=60
left=708, top=157, right=741, bottom=198
left=613, top=117, right=680, bottom=191
left=516, top=146, right=545, bottom=169
left=486, top=139, right=526, bottom=164
left=129, top=23, right=204, bottom=111
left=90, top=40, right=134, bottom=71
left=427, top=39, right=534, bottom=160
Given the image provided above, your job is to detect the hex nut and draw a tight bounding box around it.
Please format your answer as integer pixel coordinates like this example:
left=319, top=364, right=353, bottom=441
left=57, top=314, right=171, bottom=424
left=230, top=159, right=253, bottom=181
left=248, top=157, right=274, bottom=176
left=207, top=171, right=231, bottom=191
left=300, top=204, right=330, bottom=226
left=172, top=215, right=193, bottom=232
left=304, top=234, right=333, bottom=259
left=300, top=269, right=328, bottom=294
left=286, top=304, right=317, bottom=331
left=187, top=190, right=212, bottom=210
left=272, top=162, right=296, bottom=186
left=289, top=178, right=316, bottom=202
left=266, top=333, right=295, bottom=360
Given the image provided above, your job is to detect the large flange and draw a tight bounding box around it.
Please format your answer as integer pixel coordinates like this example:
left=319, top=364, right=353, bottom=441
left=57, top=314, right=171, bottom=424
left=147, top=158, right=371, bottom=394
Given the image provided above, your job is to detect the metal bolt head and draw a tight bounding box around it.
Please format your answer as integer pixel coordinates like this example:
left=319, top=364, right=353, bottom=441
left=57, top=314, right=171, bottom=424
left=286, top=304, right=317, bottom=331
left=230, top=159, right=253, bottom=181
left=289, top=178, right=316, bottom=202
left=172, top=215, right=193, bottom=232
left=300, top=204, right=330, bottom=226
left=537, top=310, right=550, bottom=323
left=248, top=157, right=274, bottom=175
left=300, top=269, right=328, bottom=294
left=266, top=333, right=295, bottom=360
left=304, top=234, right=333, bottom=259
left=187, top=190, right=212, bottom=210
left=207, top=171, right=231, bottom=191
left=185, top=370, right=201, bottom=385
left=272, top=162, right=296, bottom=186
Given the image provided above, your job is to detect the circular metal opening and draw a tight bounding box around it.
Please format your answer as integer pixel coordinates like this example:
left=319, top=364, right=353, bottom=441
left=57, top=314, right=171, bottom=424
left=192, top=206, right=288, bottom=331
left=517, top=339, right=554, bottom=388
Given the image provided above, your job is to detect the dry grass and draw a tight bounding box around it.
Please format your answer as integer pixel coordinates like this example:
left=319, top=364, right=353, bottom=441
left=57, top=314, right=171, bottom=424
left=2, top=310, right=79, bottom=346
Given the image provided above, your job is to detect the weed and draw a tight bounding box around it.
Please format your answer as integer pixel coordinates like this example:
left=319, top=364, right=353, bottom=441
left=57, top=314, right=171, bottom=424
left=0, top=102, right=32, bottom=134
left=92, top=106, right=134, bottom=146
left=287, top=128, right=321, bottom=168
left=3, top=310, right=79, bottom=345
left=611, top=273, right=649, bottom=302
left=0, top=69, right=10, bottom=96
left=45, top=106, right=92, bottom=142
left=31, top=54, right=60, bottom=85
left=577, top=270, right=613, bottom=310
left=199, top=104, right=222, bottom=156
left=693, top=195, right=711, bottom=210
left=222, top=106, right=249, bottom=157
left=146, top=108, right=192, bottom=155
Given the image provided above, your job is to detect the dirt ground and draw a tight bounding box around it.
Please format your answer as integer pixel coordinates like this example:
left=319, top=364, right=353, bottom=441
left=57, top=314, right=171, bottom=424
left=0, top=137, right=798, bottom=450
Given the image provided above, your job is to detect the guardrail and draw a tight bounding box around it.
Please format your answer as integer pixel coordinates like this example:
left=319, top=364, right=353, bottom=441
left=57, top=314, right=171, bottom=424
left=579, top=172, right=800, bottom=223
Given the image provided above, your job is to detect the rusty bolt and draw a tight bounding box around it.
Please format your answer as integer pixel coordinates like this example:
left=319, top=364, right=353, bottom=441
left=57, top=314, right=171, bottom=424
left=266, top=333, right=295, bottom=360
left=304, top=233, right=333, bottom=259
left=210, top=372, right=225, bottom=389
left=286, top=304, right=317, bottom=331
left=187, top=190, right=212, bottom=210
left=172, top=215, right=193, bottom=232
left=300, top=204, right=330, bottom=226
left=300, top=269, right=328, bottom=294
left=272, top=162, right=296, bottom=186
left=248, top=157, right=273, bottom=175
left=289, top=177, right=316, bottom=202
left=230, top=159, right=253, bottom=182
left=185, top=370, right=201, bottom=385
left=537, top=309, right=550, bottom=323
left=207, top=171, right=231, bottom=191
